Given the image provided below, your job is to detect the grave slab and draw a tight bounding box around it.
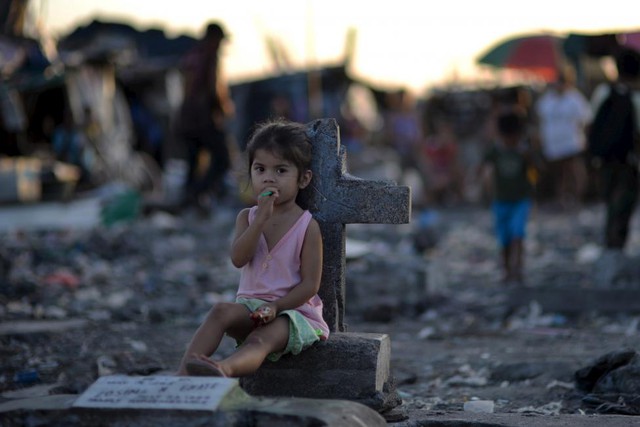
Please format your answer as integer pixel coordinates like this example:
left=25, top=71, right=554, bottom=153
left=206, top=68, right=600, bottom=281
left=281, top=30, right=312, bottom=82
left=0, top=375, right=387, bottom=426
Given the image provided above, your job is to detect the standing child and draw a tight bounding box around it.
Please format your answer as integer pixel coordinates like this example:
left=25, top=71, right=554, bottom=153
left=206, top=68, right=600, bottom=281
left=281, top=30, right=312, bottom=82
left=177, top=119, right=328, bottom=377
left=478, top=109, right=535, bottom=284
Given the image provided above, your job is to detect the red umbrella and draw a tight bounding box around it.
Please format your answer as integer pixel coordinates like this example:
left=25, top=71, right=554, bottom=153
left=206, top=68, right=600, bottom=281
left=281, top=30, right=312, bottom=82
left=477, top=34, right=565, bottom=82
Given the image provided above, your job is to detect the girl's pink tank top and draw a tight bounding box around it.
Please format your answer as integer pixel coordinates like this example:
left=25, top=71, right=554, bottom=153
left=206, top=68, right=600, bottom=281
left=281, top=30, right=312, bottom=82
left=237, top=207, right=329, bottom=338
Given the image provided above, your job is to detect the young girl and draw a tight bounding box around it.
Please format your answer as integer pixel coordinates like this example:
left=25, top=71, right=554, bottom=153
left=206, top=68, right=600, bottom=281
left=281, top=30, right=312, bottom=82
left=177, top=119, right=329, bottom=377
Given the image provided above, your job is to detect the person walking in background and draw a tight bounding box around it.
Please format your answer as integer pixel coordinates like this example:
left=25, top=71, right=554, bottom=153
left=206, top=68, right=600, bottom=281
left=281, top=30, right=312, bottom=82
left=384, top=89, right=427, bottom=205
left=176, top=21, right=235, bottom=216
left=589, top=48, right=640, bottom=253
left=535, top=67, right=592, bottom=210
left=176, top=120, right=328, bottom=377
left=420, top=118, right=462, bottom=206
left=478, top=108, right=536, bottom=284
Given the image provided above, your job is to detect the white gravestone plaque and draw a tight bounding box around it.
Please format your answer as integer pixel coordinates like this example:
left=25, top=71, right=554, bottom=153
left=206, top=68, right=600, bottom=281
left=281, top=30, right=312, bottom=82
left=73, top=375, right=238, bottom=411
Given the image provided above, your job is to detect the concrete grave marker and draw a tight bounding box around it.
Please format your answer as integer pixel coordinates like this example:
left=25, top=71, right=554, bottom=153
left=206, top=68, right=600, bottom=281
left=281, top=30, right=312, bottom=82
left=298, top=118, right=411, bottom=331
left=1, top=375, right=387, bottom=426
left=242, top=118, right=411, bottom=413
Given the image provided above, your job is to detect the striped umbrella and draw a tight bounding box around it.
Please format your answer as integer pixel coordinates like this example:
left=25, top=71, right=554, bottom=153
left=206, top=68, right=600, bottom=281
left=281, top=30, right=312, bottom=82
left=477, top=34, right=566, bottom=82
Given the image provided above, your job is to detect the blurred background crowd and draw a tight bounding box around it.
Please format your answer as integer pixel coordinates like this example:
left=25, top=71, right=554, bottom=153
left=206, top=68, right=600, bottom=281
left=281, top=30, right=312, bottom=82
left=1, top=0, right=639, bottom=218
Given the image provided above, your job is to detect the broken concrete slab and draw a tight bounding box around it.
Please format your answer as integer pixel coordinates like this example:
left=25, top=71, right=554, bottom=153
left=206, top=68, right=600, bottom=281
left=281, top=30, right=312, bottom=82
left=1, top=383, right=62, bottom=399
left=394, top=411, right=640, bottom=427
left=0, top=196, right=101, bottom=231
left=0, top=319, right=88, bottom=335
left=508, top=287, right=640, bottom=314
left=0, top=394, right=78, bottom=412
left=0, top=375, right=387, bottom=426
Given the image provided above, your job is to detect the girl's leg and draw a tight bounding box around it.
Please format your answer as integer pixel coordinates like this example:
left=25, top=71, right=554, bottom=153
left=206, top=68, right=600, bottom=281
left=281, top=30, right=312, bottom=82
left=177, top=302, right=253, bottom=375
left=216, top=316, right=290, bottom=377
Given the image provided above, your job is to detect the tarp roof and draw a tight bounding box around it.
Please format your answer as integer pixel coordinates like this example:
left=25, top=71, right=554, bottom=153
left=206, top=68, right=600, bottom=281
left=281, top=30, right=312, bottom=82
left=57, top=20, right=196, bottom=63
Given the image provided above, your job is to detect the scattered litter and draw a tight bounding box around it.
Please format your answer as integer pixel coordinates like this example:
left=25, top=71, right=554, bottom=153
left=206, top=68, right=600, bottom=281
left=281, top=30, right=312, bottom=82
left=12, top=370, right=40, bottom=386
left=463, top=399, right=494, bottom=413
left=515, top=401, right=562, bottom=415
left=2, top=383, right=60, bottom=399
left=576, top=243, right=602, bottom=264
left=546, top=380, right=574, bottom=390
left=126, top=339, right=148, bottom=352
left=96, top=355, right=117, bottom=377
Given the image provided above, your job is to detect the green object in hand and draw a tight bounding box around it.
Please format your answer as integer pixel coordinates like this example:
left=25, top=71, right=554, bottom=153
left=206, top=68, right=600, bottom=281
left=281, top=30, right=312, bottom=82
left=260, top=191, right=274, bottom=197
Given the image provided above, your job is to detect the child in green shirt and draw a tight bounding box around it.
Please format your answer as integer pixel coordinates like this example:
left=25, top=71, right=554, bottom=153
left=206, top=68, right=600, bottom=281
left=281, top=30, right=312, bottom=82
left=478, top=109, right=536, bottom=284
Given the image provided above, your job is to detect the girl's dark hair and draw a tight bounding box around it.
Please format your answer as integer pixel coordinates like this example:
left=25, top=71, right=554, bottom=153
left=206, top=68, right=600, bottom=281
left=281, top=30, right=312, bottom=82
left=245, top=119, right=312, bottom=179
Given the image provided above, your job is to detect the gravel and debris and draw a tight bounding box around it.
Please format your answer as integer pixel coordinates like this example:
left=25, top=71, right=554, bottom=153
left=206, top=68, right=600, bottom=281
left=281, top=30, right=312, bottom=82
left=1, top=193, right=640, bottom=425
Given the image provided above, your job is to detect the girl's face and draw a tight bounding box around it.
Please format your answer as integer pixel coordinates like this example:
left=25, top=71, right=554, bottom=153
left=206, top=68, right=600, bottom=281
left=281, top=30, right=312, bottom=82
left=250, top=148, right=311, bottom=203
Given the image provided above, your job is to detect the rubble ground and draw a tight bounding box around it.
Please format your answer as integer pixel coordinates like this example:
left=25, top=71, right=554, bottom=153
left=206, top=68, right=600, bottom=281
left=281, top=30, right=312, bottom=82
left=1, top=199, right=640, bottom=426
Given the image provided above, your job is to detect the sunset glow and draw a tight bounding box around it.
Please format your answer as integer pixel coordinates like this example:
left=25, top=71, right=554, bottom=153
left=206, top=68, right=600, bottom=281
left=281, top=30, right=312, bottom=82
left=37, top=0, right=639, bottom=92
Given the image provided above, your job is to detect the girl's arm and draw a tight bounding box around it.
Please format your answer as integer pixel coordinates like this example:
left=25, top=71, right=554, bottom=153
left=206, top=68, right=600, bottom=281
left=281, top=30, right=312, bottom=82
left=230, top=208, right=263, bottom=268
left=261, top=219, right=323, bottom=318
left=231, top=192, right=277, bottom=267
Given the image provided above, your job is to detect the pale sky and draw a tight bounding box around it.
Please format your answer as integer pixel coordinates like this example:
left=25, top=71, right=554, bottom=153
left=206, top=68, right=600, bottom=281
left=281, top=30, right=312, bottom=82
left=33, top=0, right=639, bottom=93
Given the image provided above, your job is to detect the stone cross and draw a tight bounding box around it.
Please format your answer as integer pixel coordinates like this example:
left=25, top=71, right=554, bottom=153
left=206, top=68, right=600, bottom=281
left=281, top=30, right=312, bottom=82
left=298, top=118, right=411, bottom=332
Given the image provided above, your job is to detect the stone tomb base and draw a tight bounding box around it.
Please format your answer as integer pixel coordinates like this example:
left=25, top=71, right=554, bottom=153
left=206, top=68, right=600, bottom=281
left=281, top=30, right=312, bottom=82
left=240, top=332, right=401, bottom=412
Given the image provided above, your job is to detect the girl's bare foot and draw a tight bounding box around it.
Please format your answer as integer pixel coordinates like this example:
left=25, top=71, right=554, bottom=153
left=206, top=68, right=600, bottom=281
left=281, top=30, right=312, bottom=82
left=185, top=354, right=227, bottom=377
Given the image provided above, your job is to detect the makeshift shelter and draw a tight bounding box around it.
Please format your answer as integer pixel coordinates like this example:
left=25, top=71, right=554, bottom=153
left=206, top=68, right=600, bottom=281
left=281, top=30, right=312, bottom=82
left=230, top=64, right=358, bottom=149
left=57, top=19, right=196, bottom=170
